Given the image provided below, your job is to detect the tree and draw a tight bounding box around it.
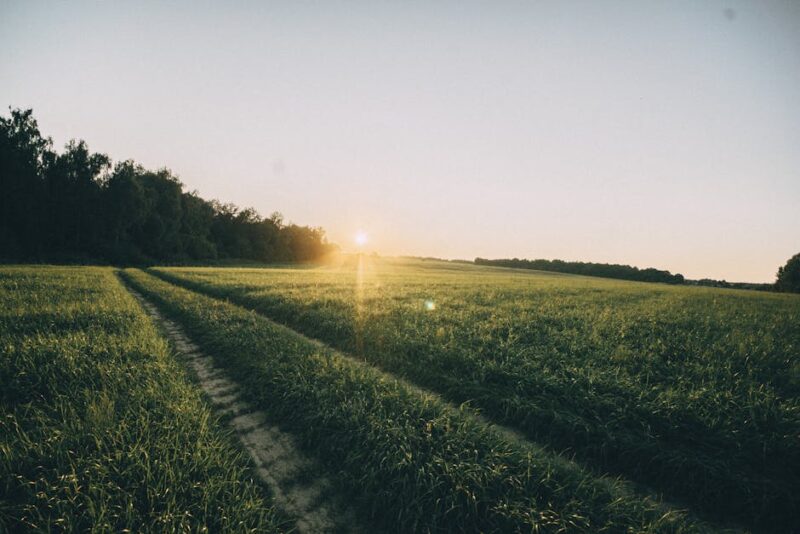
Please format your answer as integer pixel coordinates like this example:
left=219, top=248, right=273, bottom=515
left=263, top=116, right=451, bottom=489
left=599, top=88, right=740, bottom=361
left=180, top=192, right=216, bottom=259
left=0, top=108, right=52, bottom=259
left=103, top=161, right=148, bottom=261
left=1, top=108, right=335, bottom=265
left=474, top=257, right=685, bottom=284
left=776, top=253, right=800, bottom=293
left=44, top=140, right=110, bottom=257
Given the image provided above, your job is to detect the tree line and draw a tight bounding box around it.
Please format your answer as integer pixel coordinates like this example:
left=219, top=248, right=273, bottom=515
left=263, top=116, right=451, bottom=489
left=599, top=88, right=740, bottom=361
left=475, top=256, right=800, bottom=292
left=0, top=109, right=337, bottom=264
left=474, top=257, right=685, bottom=284
left=683, top=278, right=773, bottom=291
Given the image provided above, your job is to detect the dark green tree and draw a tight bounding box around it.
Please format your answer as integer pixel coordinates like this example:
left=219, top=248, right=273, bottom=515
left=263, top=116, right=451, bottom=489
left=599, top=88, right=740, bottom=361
left=103, top=161, right=148, bottom=262
left=44, top=140, right=110, bottom=257
left=776, top=253, right=800, bottom=293
left=0, top=109, right=52, bottom=259
left=180, top=191, right=217, bottom=259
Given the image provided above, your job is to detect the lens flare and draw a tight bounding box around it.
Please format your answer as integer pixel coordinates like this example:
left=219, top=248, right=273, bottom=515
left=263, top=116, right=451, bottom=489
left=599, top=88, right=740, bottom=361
left=355, top=231, right=368, bottom=247
left=424, top=300, right=436, bottom=311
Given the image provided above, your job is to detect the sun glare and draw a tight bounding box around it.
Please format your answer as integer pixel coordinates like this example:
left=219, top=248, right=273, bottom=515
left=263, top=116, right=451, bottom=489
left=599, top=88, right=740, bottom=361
left=355, top=231, right=368, bottom=247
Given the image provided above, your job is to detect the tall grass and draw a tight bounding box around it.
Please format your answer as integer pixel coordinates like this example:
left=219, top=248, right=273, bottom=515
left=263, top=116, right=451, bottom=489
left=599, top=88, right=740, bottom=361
left=151, top=259, right=800, bottom=531
left=122, top=268, right=716, bottom=533
left=0, top=266, right=284, bottom=532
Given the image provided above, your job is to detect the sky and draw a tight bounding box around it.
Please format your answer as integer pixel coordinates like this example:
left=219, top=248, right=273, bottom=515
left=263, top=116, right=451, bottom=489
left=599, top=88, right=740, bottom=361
left=2, top=1, right=798, bottom=282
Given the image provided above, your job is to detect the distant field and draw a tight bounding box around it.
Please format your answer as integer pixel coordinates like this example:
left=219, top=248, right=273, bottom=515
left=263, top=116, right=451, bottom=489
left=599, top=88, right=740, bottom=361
left=3, top=260, right=798, bottom=532
left=151, top=257, right=800, bottom=532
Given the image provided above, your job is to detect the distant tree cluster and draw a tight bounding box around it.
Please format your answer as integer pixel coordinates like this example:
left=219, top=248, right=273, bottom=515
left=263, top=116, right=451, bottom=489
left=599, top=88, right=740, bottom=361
left=776, top=253, right=800, bottom=293
left=475, top=257, right=685, bottom=284
left=684, top=279, right=773, bottom=291
left=0, top=109, right=337, bottom=264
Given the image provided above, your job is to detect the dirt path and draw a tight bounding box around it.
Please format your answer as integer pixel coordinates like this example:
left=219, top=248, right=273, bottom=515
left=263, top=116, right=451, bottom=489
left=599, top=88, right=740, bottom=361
left=125, top=285, right=359, bottom=534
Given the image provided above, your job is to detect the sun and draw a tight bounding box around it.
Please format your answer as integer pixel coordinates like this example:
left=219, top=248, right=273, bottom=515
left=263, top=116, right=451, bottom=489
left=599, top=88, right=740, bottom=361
left=354, top=230, right=368, bottom=247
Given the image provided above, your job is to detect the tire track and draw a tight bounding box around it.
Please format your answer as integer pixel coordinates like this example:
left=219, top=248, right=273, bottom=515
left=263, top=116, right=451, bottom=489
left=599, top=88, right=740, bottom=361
left=125, top=284, right=359, bottom=534
left=143, top=269, right=725, bottom=529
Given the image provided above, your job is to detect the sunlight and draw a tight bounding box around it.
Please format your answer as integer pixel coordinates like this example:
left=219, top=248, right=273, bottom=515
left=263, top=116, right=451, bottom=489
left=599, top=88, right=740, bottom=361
left=354, top=231, right=368, bottom=247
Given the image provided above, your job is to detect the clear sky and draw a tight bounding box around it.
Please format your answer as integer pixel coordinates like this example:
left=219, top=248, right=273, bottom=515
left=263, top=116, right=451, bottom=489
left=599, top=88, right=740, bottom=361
left=2, top=1, right=798, bottom=282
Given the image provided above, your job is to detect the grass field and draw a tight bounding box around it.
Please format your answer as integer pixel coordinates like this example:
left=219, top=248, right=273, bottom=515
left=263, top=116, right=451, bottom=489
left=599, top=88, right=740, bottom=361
left=123, top=267, right=708, bottom=533
left=3, top=259, right=797, bottom=532
left=0, top=266, right=284, bottom=532
left=149, top=257, right=800, bottom=532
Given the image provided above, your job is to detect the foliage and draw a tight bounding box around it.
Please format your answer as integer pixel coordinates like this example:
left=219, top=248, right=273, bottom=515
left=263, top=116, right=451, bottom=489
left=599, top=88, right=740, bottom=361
left=153, top=257, right=800, bottom=532
left=0, top=266, right=284, bottom=532
left=684, top=278, right=774, bottom=291
left=0, top=108, right=337, bottom=264
left=122, top=267, right=709, bottom=533
left=475, top=257, right=685, bottom=284
left=776, top=252, right=800, bottom=293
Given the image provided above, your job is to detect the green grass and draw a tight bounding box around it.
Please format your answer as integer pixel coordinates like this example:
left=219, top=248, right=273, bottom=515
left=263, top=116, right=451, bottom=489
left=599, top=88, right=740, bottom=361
left=6, top=260, right=795, bottom=532
left=0, top=266, right=284, bottom=532
left=149, top=256, right=800, bottom=532
left=121, top=267, right=714, bottom=533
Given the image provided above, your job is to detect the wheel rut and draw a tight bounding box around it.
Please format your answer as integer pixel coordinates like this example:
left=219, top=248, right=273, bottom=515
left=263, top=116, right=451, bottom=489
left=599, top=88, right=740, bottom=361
left=128, top=271, right=727, bottom=531
left=125, top=284, right=360, bottom=534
